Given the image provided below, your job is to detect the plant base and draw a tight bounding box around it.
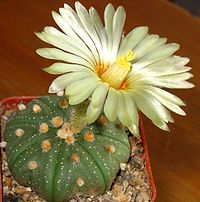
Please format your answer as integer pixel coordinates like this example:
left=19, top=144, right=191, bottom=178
left=0, top=96, right=156, bottom=202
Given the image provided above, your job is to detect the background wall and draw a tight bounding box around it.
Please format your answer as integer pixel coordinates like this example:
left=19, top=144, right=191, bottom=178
left=174, top=0, right=200, bottom=16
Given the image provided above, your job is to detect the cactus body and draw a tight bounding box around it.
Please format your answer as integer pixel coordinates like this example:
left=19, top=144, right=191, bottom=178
left=4, top=96, right=130, bottom=202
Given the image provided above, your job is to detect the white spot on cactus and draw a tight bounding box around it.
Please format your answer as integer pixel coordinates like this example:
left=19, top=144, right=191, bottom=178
left=41, top=140, right=52, bottom=152
left=39, top=123, right=49, bottom=134
left=32, top=104, right=41, bottom=113
left=51, top=116, right=64, bottom=128
left=76, top=177, right=84, bottom=187
left=106, top=145, right=116, bottom=154
left=28, top=161, right=38, bottom=170
left=15, top=128, right=25, bottom=137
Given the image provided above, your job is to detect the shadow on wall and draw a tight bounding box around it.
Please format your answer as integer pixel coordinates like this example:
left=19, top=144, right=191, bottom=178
left=174, top=0, right=200, bottom=16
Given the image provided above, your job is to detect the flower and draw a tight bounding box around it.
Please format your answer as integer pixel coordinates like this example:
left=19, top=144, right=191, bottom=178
left=36, top=2, right=194, bottom=137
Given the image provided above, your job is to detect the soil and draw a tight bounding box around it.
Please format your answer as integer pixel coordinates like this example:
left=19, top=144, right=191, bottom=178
left=1, top=104, right=152, bottom=202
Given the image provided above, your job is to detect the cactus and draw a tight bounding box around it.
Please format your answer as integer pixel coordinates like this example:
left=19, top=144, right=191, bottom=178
left=4, top=96, right=131, bottom=202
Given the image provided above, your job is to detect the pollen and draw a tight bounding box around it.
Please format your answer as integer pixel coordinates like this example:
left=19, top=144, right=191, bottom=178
left=65, top=136, right=75, bottom=145
left=71, top=153, right=80, bottom=163
left=51, top=116, right=64, bottom=128
left=39, top=123, right=49, bottom=134
left=59, top=98, right=69, bottom=109
left=97, top=115, right=108, bottom=126
left=106, top=145, right=116, bottom=154
left=32, top=104, right=41, bottom=113
left=41, top=140, right=52, bottom=153
left=28, top=161, right=38, bottom=170
left=116, top=50, right=135, bottom=70
left=76, top=177, right=84, bottom=187
left=84, top=132, right=95, bottom=142
left=15, top=128, right=25, bottom=137
left=125, top=49, right=135, bottom=62
left=100, top=50, right=135, bottom=90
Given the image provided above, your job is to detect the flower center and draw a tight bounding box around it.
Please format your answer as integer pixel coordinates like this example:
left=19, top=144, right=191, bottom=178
left=100, top=50, right=135, bottom=89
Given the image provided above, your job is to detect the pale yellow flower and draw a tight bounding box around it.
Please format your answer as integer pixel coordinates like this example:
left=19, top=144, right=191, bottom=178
left=36, top=2, right=194, bottom=137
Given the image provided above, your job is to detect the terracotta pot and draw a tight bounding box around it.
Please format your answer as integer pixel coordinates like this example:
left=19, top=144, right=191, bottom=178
left=0, top=96, right=156, bottom=202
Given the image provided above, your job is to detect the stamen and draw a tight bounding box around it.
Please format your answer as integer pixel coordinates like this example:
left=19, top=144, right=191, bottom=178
left=100, top=50, right=135, bottom=89
left=125, top=50, right=135, bottom=62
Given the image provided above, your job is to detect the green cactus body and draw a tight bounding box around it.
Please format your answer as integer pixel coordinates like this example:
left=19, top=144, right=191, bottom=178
left=4, top=96, right=130, bottom=202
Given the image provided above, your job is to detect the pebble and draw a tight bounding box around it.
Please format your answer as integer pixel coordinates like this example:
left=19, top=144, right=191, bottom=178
left=135, top=192, right=150, bottom=202
left=4, top=176, right=12, bottom=187
left=17, top=103, right=26, bottom=110
left=14, top=186, right=32, bottom=195
left=130, top=158, right=143, bottom=170
left=120, top=163, right=127, bottom=171
left=0, top=141, right=7, bottom=148
left=112, top=184, right=123, bottom=196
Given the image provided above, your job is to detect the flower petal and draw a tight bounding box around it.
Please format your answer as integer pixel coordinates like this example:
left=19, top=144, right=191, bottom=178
left=127, top=73, right=194, bottom=89
left=90, top=83, right=109, bottom=108
left=130, top=91, right=170, bottom=131
left=86, top=103, right=103, bottom=124
left=143, top=87, right=187, bottom=116
left=134, top=35, right=167, bottom=60
left=86, top=83, right=109, bottom=124
left=104, top=3, right=115, bottom=64
left=110, top=6, right=126, bottom=62
left=68, top=80, right=100, bottom=105
left=36, top=48, right=94, bottom=69
left=66, top=77, right=100, bottom=96
left=128, top=124, right=140, bottom=138
left=123, top=92, right=139, bottom=127
left=49, top=72, right=90, bottom=93
left=104, top=88, right=118, bottom=121
left=69, top=83, right=98, bottom=105
left=89, top=7, right=108, bottom=64
left=132, top=43, right=180, bottom=71
left=118, top=26, right=149, bottom=55
left=75, top=2, right=103, bottom=62
left=144, top=86, right=186, bottom=106
left=35, top=28, right=95, bottom=67
left=59, top=5, right=100, bottom=64
left=138, top=57, right=191, bottom=77
left=43, top=63, right=93, bottom=75
left=150, top=78, right=194, bottom=89
left=117, top=92, right=133, bottom=127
